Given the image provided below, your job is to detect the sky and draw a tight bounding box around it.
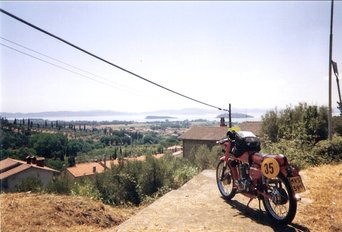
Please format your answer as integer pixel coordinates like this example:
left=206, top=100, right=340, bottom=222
left=1, top=1, right=342, bottom=114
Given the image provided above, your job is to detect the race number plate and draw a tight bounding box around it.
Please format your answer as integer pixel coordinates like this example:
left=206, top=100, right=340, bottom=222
left=261, top=158, right=280, bottom=179
left=289, top=176, right=306, bottom=193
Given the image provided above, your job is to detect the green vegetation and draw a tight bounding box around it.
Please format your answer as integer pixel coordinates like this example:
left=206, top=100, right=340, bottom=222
left=261, top=103, right=342, bottom=169
left=0, top=117, right=198, bottom=206
left=0, top=117, right=184, bottom=170
left=2, top=103, right=341, bottom=207
left=188, top=145, right=221, bottom=171
left=26, top=155, right=197, bottom=206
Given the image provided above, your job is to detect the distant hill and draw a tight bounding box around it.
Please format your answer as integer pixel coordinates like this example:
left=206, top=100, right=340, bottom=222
left=0, top=110, right=130, bottom=118
left=145, top=116, right=176, bottom=119
left=1, top=107, right=265, bottom=119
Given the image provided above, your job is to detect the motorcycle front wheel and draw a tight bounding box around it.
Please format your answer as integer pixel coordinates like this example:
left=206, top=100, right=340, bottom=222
left=216, top=160, right=236, bottom=200
left=262, top=174, right=297, bottom=225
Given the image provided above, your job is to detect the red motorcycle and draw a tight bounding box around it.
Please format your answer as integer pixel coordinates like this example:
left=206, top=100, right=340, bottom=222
left=216, top=130, right=305, bottom=225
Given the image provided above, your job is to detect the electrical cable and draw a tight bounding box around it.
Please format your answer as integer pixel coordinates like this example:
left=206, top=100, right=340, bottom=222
left=0, top=42, right=138, bottom=93
left=0, top=8, right=228, bottom=111
left=0, top=36, right=141, bottom=94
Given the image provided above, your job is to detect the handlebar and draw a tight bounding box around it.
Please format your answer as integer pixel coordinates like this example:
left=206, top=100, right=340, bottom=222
left=217, top=137, right=230, bottom=144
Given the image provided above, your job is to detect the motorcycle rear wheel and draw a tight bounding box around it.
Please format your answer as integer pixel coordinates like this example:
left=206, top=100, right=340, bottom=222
left=262, top=174, right=297, bottom=225
left=216, top=160, right=236, bottom=200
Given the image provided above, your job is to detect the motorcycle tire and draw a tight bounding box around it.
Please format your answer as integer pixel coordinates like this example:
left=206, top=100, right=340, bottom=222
left=262, top=174, right=297, bottom=225
left=216, top=160, right=236, bottom=200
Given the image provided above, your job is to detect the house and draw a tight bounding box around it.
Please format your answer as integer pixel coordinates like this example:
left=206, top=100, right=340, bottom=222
left=238, top=121, right=262, bottom=136
left=178, top=126, right=228, bottom=159
left=65, top=161, right=108, bottom=179
left=167, top=145, right=182, bottom=153
left=65, top=154, right=165, bottom=179
left=0, top=157, right=59, bottom=192
left=167, top=145, right=183, bottom=158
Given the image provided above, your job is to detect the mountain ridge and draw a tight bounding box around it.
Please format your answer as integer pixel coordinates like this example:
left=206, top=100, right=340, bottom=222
left=0, top=108, right=266, bottom=119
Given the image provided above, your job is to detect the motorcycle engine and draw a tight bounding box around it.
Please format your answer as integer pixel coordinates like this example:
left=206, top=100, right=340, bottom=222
left=237, top=163, right=252, bottom=192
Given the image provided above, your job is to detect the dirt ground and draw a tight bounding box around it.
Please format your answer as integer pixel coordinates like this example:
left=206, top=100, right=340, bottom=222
left=1, top=163, right=341, bottom=232
left=116, top=170, right=299, bottom=232
left=0, top=193, right=138, bottom=232
left=116, top=164, right=342, bottom=232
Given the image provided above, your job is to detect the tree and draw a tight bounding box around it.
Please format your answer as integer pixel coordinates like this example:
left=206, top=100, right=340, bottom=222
left=261, top=103, right=328, bottom=143
left=338, top=102, right=342, bottom=116
left=261, top=110, right=279, bottom=142
left=29, top=133, right=67, bottom=160
left=333, top=116, right=342, bottom=135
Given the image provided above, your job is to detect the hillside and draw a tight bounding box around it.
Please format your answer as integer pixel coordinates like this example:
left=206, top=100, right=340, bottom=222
left=1, top=163, right=342, bottom=231
left=0, top=193, right=138, bottom=232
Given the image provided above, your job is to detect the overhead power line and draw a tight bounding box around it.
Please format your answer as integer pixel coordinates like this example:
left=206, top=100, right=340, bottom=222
left=1, top=42, right=139, bottom=93
left=0, top=8, right=228, bottom=111
left=0, top=36, right=140, bottom=95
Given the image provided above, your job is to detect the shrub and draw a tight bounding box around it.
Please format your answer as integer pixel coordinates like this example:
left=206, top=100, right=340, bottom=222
left=333, top=116, right=342, bottom=135
left=93, top=154, right=198, bottom=206
left=70, top=178, right=101, bottom=200
left=261, top=103, right=328, bottom=143
left=46, top=176, right=72, bottom=194
left=14, top=176, right=43, bottom=192
left=95, top=165, right=142, bottom=205
left=189, top=145, right=221, bottom=171
left=262, top=136, right=342, bottom=169
left=311, top=136, right=342, bottom=165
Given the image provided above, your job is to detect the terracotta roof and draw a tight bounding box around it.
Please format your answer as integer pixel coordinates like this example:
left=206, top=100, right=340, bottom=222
left=66, top=154, right=166, bottom=178
left=0, top=165, right=31, bottom=179
left=0, top=158, right=21, bottom=172
left=237, top=121, right=262, bottom=136
left=66, top=162, right=106, bottom=178
left=178, top=126, right=228, bottom=141
left=0, top=158, right=59, bottom=180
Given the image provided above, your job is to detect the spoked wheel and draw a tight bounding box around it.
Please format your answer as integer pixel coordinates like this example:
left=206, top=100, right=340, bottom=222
left=216, top=160, right=236, bottom=200
left=262, top=174, right=297, bottom=225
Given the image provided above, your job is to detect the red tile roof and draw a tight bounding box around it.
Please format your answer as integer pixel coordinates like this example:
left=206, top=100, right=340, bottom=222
left=66, top=154, right=165, bottom=178
left=0, top=165, right=31, bottom=179
left=237, top=121, right=262, bottom=136
left=0, top=158, right=59, bottom=180
left=66, top=162, right=106, bottom=178
left=178, top=126, right=228, bottom=141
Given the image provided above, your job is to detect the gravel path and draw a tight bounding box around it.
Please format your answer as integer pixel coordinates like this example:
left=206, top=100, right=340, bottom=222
left=115, top=170, right=305, bottom=232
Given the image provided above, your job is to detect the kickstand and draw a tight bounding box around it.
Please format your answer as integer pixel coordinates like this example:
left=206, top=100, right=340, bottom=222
left=247, top=198, right=253, bottom=208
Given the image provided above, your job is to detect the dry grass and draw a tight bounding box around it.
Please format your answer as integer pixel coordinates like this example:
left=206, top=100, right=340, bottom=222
left=295, top=162, right=342, bottom=232
left=1, top=163, right=342, bottom=232
left=0, top=193, right=138, bottom=232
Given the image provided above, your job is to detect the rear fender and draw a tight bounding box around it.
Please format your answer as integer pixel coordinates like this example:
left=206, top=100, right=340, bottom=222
left=284, top=165, right=301, bottom=178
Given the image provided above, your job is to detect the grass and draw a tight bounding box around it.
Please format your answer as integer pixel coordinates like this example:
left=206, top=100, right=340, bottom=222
left=295, top=162, right=342, bottom=232
left=0, top=192, right=138, bottom=232
left=1, top=163, right=341, bottom=231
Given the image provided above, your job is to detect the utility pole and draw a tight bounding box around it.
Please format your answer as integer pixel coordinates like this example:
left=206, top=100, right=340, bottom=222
left=229, top=103, right=232, bottom=128
left=328, top=0, right=334, bottom=140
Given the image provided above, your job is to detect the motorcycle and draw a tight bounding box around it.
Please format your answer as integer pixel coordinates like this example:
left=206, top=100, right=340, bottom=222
left=216, top=130, right=305, bottom=225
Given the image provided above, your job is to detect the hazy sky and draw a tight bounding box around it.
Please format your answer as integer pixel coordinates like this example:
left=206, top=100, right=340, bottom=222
left=1, top=1, right=341, bottom=113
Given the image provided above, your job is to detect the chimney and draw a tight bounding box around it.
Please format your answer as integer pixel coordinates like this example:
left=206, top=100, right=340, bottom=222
left=220, top=117, right=226, bottom=127
left=26, top=156, right=32, bottom=164
left=31, top=156, right=37, bottom=164
left=36, top=157, right=45, bottom=167
left=93, top=166, right=96, bottom=173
